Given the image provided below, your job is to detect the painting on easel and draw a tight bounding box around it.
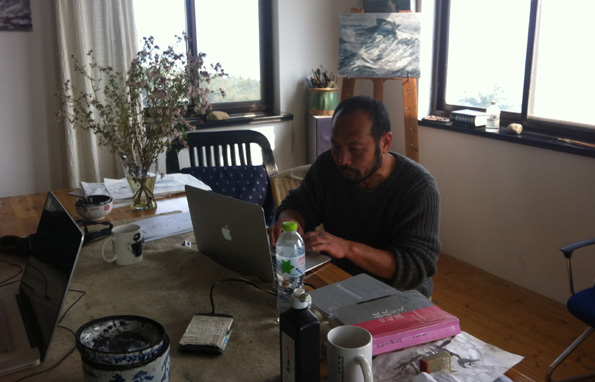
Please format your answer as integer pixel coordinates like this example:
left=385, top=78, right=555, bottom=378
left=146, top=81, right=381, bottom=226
left=0, top=0, right=32, bottom=31
left=362, top=0, right=414, bottom=13
left=338, top=12, right=420, bottom=78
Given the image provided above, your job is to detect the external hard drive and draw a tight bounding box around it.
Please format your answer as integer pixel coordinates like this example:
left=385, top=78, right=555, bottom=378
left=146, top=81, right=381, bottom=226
left=178, top=313, right=234, bottom=355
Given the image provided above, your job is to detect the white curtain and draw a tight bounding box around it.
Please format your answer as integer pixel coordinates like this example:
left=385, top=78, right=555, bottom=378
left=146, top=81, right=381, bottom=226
left=55, top=0, right=138, bottom=188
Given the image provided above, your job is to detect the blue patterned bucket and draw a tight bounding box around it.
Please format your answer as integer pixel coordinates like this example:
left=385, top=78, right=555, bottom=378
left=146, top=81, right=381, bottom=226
left=76, top=316, right=170, bottom=382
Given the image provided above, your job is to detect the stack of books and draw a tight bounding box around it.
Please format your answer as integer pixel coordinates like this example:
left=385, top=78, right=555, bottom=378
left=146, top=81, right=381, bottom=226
left=450, top=109, right=487, bottom=127
left=309, top=274, right=461, bottom=356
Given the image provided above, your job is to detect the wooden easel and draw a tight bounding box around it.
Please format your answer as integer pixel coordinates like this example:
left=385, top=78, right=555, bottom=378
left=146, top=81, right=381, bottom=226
left=339, top=8, right=420, bottom=162
left=340, top=76, right=419, bottom=162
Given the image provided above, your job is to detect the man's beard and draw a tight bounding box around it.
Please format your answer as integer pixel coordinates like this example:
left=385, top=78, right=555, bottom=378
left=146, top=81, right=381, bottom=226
left=338, top=144, right=383, bottom=184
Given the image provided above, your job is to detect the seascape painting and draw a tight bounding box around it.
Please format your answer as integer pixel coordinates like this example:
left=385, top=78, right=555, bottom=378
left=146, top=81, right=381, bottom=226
left=338, top=12, right=421, bottom=78
left=363, top=0, right=414, bottom=13
left=0, top=0, right=32, bottom=31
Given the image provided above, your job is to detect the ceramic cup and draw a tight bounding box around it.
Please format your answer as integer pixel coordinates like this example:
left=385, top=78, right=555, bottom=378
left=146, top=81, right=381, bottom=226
left=327, top=325, right=373, bottom=382
left=101, top=224, right=143, bottom=266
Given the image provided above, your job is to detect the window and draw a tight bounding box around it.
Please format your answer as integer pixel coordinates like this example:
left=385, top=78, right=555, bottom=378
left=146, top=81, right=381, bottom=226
left=433, top=0, right=595, bottom=142
left=133, top=0, right=273, bottom=115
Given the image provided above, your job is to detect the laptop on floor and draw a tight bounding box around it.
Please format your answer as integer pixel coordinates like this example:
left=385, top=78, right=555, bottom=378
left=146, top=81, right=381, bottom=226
left=0, top=191, right=84, bottom=377
left=185, top=185, right=330, bottom=283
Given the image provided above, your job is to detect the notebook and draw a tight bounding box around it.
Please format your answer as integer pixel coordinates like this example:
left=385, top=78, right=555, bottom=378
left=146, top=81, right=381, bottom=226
left=0, top=191, right=84, bottom=377
left=185, top=185, right=330, bottom=283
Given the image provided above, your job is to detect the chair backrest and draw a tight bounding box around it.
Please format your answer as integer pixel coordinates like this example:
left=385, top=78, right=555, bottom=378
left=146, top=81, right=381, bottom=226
left=547, top=238, right=595, bottom=382
left=166, top=129, right=279, bottom=225
left=560, top=238, right=595, bottom=294
left=166, top=129, right=279, bottom=178
left=269, top=165, right=311, bottom=208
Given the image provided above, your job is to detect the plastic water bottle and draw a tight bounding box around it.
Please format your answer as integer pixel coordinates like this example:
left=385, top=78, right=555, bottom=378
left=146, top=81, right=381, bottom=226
left=279, top=288, right=320, bottom=382
left=486, top=101, right=500, bottom=132
left=275, top=221, right=306, bottom=318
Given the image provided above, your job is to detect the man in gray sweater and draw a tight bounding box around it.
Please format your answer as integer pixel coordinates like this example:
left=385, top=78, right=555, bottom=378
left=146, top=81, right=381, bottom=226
left=269, top=96, right=441, bottom=297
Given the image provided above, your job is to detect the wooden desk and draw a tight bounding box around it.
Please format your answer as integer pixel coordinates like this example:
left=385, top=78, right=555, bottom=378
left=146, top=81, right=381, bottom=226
left=0, top=191, right=534, bottom=382
left=0, top=190, right=190, bottom=238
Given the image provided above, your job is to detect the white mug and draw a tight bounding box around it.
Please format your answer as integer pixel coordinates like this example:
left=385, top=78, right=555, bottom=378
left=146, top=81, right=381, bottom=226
left=101, top=224, right=144, bottom=265
left=327, top=325, right=373, bottom=382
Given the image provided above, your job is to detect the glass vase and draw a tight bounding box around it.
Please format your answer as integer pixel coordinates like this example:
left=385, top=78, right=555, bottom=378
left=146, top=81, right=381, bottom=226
left=122, top=158, right=157, bottom=211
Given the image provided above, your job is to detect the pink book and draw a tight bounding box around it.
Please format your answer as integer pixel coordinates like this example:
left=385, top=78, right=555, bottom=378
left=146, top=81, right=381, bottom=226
left=353, top=305, right=461, bottom=355
left=309, top=274, right=460, bottom=356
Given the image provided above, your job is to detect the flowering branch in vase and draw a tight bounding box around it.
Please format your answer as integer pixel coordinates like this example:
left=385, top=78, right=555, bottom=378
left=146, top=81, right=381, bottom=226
left=56, top=34, right=227, bottom=176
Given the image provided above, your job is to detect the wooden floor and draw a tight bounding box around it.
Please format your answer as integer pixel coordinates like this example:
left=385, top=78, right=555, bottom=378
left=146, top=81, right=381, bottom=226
left=433, top=253, right=595, bottom=382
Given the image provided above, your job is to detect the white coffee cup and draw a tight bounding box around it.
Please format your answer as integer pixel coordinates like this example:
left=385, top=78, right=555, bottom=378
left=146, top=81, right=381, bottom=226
left=327, top=325, right=373, bottom=382
left=101, top=224, right=144, bottom=265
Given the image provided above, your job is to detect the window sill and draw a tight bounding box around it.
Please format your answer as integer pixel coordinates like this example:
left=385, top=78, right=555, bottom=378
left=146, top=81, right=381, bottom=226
left=187, top=112, right=293, bottom=129
left=420, top=120, right=595, bottom=159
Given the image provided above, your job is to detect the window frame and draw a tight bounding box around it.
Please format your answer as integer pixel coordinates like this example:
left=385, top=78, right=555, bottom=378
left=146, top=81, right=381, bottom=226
left=430, top=0, right=595, bottom=145
left=185, top=0, right=274, bottom=116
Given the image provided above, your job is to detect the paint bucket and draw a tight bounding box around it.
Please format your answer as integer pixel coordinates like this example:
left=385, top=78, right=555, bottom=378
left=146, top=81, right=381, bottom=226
left=76, top=315, right=170, bottom=382
left=308, top=87, right=340, bottom=115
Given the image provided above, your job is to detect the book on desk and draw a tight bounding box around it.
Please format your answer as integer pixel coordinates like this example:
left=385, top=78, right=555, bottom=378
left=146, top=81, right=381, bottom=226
left=309, top=274, right=461, bottom=356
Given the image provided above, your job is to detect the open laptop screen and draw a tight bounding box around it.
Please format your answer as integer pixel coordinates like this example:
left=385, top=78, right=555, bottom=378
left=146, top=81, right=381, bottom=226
left=17, top=192, right=83, bottom=360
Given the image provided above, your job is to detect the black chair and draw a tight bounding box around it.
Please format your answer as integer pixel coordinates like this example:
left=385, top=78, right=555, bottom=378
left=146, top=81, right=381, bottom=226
left=166, top=129, right=279, bottom=224
left=166, top=129, right=278, bottom=177
left=547, top=238, right=595, bottom=382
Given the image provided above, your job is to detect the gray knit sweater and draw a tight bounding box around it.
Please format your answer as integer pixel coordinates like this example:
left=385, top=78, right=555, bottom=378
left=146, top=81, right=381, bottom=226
left=277, top=151, right=441, bottom=297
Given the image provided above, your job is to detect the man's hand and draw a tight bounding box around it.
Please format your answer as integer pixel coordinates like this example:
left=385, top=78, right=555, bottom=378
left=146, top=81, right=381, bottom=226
left=267, top=209, right=305, bottom=247
left=269, top=209, right=396, bottom=281
left=304, top=231, right=396, bottom=280
left=303, top=231, right=350, bottom=259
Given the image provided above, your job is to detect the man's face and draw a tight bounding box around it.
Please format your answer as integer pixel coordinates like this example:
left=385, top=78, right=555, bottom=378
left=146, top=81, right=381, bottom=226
left=330, top=109, right=383, bottom=183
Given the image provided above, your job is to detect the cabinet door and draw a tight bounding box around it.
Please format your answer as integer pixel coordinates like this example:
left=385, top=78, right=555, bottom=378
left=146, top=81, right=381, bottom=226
left=307, top=115, right=332, bottom=163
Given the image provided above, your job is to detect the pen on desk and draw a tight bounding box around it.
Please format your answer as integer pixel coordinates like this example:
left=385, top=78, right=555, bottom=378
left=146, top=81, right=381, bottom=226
left=356, top=294, right=392, bottom=304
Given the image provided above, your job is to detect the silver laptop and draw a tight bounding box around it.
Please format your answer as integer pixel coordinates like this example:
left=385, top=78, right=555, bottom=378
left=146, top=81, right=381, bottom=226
left=0, top=191, right=84, bottom=377
left=185, top=185, right=330, bottom=283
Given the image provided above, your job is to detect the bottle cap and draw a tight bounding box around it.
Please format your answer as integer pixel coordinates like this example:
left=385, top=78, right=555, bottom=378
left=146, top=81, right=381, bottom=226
left=291, top=288, right=312, bottom=309
left=282, top=221, right=298, bottom=233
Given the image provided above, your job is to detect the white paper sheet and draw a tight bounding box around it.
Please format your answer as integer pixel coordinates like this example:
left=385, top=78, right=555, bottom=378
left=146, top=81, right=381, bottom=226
left=80, top=182, right=110, bottom=197
left=372, top=331, right=523, bottom=382
left=104, top=173, right=211, bottom=201
left=132, top=211, right=194, bottom=242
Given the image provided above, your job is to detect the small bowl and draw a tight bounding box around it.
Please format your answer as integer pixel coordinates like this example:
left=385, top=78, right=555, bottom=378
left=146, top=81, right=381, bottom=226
left=75, top=195, right=113, bottom=221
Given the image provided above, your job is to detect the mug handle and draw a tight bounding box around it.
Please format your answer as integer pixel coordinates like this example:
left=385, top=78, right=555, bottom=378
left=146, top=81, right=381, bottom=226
left=355, top=355, right=373, bottom=382
left=101, top=237, right=117, bottom=263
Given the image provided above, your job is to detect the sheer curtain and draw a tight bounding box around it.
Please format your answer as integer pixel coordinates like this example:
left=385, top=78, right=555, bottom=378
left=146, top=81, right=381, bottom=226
left=55, top=0, right=137, bottom=187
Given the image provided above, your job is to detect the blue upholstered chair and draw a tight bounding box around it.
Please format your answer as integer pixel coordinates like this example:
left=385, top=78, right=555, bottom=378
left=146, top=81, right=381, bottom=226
left=166, top=130, right=279, bottom=225
left=546, top=238, right=595, bottom=382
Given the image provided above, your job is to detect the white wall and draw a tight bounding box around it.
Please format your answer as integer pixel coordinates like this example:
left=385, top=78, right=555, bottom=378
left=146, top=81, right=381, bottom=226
left=418, top=127, right=595, bottom=304
left=274, top=0, right=361, bottom=169
left=0, top=0, right=66, bottom=197
left=1, top=0, right=593, bottom=304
